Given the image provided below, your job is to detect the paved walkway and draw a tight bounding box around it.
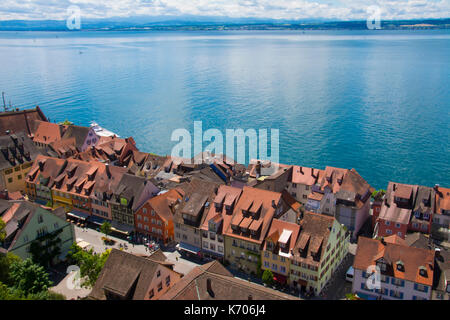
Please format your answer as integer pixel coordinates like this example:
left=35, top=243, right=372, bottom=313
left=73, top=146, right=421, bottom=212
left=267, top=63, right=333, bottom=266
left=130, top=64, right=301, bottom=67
left=50, top=271, right=91, bottom=300
left=74, top=226, right=200, bottom=276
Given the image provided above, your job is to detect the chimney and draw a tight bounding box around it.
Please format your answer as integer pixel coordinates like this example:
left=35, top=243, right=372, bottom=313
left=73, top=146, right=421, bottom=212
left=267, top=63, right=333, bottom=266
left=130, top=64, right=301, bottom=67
left=299, top=166, right=303, bottom=174
left=381, top=237, right=386, bottom=246
left=105, top=163, right=111, bottom=178
left=393, top=184, right=396, bottom=191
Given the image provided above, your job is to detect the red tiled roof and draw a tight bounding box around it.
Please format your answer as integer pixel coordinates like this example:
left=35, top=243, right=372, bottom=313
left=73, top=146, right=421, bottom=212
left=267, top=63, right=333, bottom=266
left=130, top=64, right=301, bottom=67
left=435, top=186, right=450, bottom=215
left=33, top=121, right=62, bottom=144
left=223, top=186, right=282, bottom=245
left=354, top=237, right=434, bottom=286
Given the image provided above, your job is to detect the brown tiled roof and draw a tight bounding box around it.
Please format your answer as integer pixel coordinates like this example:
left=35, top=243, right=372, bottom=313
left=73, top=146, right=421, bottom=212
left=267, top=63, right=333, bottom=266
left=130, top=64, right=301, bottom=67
left=160, top=260, right=299, bottom=300
left=223, top=186, right=282, bottom=245
left=142, top=189, right=183, bottom=223
left=435, top=186, right=450, bottom=215
left=354, top=236, right=435, bottom=286
left=291, top=166, right=324, bottom=185
left=378, top=182, right=418, bottom=225
left=320, top=167, right=373, bottom=209
left=263, top=218, right=300, bottom=253
left=173, top=178, right=221, bottom=227
left=395, top=184, right=413, bottom=200
left=89, top=249, right=180, bottom=300
left=32, top=121, right=62, bottom=145
left=61, top=125, right=91, bottom=150
left=0, top=131, right=42, bottom=171
left=0, top=107, right=47, bottom=136
left=292, top=212, right=335, bottom=265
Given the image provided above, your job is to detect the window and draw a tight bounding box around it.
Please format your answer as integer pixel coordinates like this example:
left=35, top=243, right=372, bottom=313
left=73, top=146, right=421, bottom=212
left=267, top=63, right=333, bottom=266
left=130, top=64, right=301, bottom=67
left=218, top=246, right=223, bottom=253
left=138, top=223, right=143, bottom=228
left=392, top=278, right=405, bottom=287
left=280, top=266, right=286, bottom=273
left=385, top=220, right=391, bottom=226
left=395, top=223, right=401, bottom=228
left=151, top=210, right=156, bottom=216
left=7, top=178, right=13, bottom=183
left=210, top=243, right=215, bottom=251
left=397, top=232, right=402, bottom=237
left=272, top=264, right=277, bottom=271
left=203, top=241, right=208, bottom=248
left=157, top=282, right=163, bottom=292
left=137, top=215, right=142, bottom=221
left=143, top=208, right=147, bottom=214
left=414, top=283, right=428, bottom=293
left=264, top=261, right=270, bottom=268
left=386, top=229, right=392, bottom=235
left=166, top=276, right=170, bottom=286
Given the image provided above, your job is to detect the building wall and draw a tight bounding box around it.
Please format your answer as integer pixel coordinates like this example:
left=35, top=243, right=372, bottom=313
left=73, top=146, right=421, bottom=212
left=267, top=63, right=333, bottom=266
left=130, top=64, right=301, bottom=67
left=352, top=269, right=431, bottom=300
left=319, top=192, right=336, bottom=216
left=261, top=250, right=290, bottom=283
left=290, top=220, right=349, bottom=294
left=51, top=190, right=73, bottom=212
left=1, top=162, right=33, bottom=193
left=353, top=200, right=371, bottom=238
left=136, top=203, right=172, bottom=243
left=81, top=128, right=100, bottom=152
left=174, top=223, right=202, bottom=251
left=286, top=182, right=311, bottom=205
left=91, top=198, right=111, bottom=220
left=376, top=218, right=408, bottom=239
left=201, top=229, right=225, bottom=258
left=9, top=208, right=75, bottom=263
left=224, top=235, right=260, bottom=275
left=144, top=265, right=182, bottom=300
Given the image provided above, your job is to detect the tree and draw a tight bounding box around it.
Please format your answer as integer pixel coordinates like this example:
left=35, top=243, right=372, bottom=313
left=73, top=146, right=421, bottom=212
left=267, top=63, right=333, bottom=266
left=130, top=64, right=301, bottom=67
left=0, top=217, right=6, bottom=242
left=0, top=252, right=21, bottom=286
left=67, top=243, right=111, bottom=288
left=29, top=229, right=63, bottom=268
left=262, top=269, right=274, bottom=286
left=100, top=222, right=112, bottom=241
left=371, top=189, right=386, bottom=201
left=59, top=119, right=73, bottom=126
left=9, top=259, right=52, bottom=295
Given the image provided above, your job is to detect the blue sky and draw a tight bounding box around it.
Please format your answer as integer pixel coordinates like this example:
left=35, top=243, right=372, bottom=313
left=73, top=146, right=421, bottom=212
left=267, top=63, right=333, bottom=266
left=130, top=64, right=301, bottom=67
left=0, top=0, right=448, bottom=21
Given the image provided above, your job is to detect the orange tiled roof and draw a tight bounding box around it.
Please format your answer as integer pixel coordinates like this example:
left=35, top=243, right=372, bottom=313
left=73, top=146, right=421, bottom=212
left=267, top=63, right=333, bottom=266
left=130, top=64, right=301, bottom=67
left=354, top=236, right=434, bottom=286
left=435, top=186, right=450, bottom=215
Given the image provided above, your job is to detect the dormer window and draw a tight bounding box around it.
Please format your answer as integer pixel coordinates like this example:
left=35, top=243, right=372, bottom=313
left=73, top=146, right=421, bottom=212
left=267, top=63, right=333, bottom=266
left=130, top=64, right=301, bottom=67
left=418, top=266, right=427, bottom=277
left=396, top=261, right=404, bottom=272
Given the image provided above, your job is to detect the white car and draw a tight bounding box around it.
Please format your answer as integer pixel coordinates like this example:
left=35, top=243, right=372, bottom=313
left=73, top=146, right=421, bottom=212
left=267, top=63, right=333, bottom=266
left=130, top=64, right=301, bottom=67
left=346, top=266, right=354, bottom=282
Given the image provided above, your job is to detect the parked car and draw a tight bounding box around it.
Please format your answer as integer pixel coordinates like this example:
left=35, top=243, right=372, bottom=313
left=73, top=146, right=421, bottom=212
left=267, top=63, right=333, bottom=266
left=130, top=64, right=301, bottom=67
left=345, top=266, right=354, bottom=282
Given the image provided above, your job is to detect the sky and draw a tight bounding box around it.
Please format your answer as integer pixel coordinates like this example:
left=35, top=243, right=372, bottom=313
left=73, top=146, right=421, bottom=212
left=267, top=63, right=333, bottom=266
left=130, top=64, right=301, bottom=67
left=0, top=0, right=449, bottom=21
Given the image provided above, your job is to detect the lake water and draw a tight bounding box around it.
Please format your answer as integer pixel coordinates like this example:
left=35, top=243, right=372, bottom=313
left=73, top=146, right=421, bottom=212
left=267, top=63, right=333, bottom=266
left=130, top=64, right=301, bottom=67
left=0, top=30, right=449, bottom=189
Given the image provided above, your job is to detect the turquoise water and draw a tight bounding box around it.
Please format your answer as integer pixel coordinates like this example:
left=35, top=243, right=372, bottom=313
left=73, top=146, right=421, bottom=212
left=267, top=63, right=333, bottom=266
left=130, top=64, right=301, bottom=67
left=0, top=30, right=449, bottom=189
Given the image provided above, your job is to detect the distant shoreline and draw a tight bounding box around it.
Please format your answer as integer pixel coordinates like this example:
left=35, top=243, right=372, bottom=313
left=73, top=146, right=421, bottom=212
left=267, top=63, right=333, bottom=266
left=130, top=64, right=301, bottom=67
left=0, top=19, right=449, bottom=32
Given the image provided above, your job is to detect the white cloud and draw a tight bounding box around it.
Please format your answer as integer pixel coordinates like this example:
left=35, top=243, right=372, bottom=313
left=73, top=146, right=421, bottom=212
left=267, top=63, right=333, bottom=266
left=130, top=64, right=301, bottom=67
left=0, top=0, right=448, bottom=21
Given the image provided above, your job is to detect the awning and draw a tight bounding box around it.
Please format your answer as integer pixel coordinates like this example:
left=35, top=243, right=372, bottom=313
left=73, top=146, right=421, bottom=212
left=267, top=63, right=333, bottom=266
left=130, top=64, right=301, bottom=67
left=89, top=215, right=108, bottom=226
left=273, top=273, right=287, bottom=284
left=111, top=221, right=134, bottom=235
left=177, top=242, right=201, bottom=255
left=67, top=211, right=90, bottom=220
